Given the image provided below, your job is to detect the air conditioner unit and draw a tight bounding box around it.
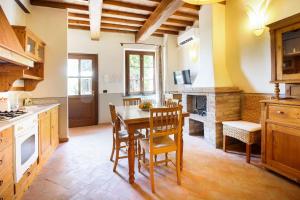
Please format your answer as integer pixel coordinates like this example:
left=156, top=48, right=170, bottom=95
left=177, top=28, right=200, bottom=46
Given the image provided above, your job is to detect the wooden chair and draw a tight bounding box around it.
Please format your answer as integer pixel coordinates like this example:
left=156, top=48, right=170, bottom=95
left=109, top=103, right=143, bottom=172
left=138, top=106, right=183, bottom=193
left=123, top=97, right=142, bottom=106
left=165, top=99, right=180, bottom=107
left=153, top=98, right=180, bottom=162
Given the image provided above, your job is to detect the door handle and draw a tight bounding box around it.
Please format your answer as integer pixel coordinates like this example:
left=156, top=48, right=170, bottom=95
left=92, top=90, right=95, bottom=96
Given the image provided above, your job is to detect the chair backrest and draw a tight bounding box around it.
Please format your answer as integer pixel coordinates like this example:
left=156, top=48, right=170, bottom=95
left=123, top=97, right=142, bottom=106
left=149, top=106, right=183, bottom=150
left=165, top=99, right=180, bottom=108
left=109, top=103, right=117, bottom=126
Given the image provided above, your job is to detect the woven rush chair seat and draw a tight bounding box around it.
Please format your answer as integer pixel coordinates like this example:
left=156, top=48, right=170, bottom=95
left=222, top=120, right=261, bottom=163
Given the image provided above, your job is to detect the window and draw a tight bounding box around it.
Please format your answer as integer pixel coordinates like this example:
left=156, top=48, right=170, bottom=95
left=67, top=58, right=93, bottom=96
left=125, top=51, right=155, bottom=95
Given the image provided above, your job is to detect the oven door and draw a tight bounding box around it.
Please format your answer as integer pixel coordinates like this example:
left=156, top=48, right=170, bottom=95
left=14, top=124, right=38, bottom=183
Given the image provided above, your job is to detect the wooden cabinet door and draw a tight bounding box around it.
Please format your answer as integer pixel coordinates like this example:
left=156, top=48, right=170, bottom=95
left=39, top=111, right=51, bottom=159
left=266, top=123, right=300, bottom=180
left=50, top=107, right=59, bottom=149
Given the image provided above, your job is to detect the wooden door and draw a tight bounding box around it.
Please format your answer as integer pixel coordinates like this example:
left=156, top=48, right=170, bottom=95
left=50, top=107, right=59, bottom=149
left=68, top=54, right=98, bottom=128
left=266, top=123, right=300, bottom=180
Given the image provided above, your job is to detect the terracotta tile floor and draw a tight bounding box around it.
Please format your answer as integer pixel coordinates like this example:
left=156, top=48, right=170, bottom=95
left=23, top=125, right=300, bottom=200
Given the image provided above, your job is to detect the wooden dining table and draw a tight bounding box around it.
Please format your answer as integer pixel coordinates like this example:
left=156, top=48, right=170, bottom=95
left=116, top=105, right=189, bottom=184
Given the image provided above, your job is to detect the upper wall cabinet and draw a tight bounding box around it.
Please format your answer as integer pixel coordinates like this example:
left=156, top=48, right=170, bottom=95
left=268, top=13, right=300, bottom=83
left=12, top=26, right=45, bottom=63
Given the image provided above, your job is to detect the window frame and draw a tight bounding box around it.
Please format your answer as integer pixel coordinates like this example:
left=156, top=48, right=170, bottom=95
left=67, top=54, right=97, bottom=97
left=125, top=50, right=156, bottom=96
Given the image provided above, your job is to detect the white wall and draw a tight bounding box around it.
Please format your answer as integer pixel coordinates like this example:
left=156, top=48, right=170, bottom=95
left=26, top=6, right=68, bottom=98
left=0, top=0, right=27, bottom=25
left=67, top=29, right=163, bottom=123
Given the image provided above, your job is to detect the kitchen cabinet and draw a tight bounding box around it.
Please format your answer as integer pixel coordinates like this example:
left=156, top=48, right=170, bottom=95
left=15, top=161, right=37, bottom=200
left=12, top=26, right=45, bottom=63
left=38, top=110, right=52, bottom=166
left=261, top=100, right=300, bottom=182
left=38, top=106, right=59, bottom=167
left=50, top=107, right=59, bottom=149
left=0, top=127, right=14, bottom=200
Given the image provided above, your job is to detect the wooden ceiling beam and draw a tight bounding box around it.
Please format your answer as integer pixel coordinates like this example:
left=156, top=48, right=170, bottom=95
left=149, top=0, right=201, bottom=10
left=89, top=0, right=103, bottom=40
left=166, top=18, right=194, bottom=26
left=30, top=0, right=88, bottom=10
left=160, top=24, right=185, bottom=31
left=102, top=9, right=149, bottom=19
left=69, top=19, right=89, bottom=25
left=69, top=24, right=90, bottom=30
left=182, top=3, right=201, bottom=10
left=136, top=0, right=184, bottom=42
left=103, top=0, right=155, bottom=12
left=102, top=16, right=144, bottom=26
left=68, top=12, right=89, bottom=19
left=101, top=28, right=136, bottom=34
left=69, top=24, right=137, bottom=35
left=173, top=11, right=198, bottom=20
left=101, top=23, right=140, bottom=31
left=155, top=29, right=178, bottom=35
left=69, top=20, right=142, bottom=31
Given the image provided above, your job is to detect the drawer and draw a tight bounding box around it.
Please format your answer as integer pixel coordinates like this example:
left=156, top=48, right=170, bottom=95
left=0, top=165, right=13, bottom=195
left=268, top=105, right=300, bottom=125
left=0, top=184, right=14, bottom=200
left=0, top=145, right=12, bottom=174
left=0, top=128, right=12, bottom=152
left=15, top=161, right=37, bottom=197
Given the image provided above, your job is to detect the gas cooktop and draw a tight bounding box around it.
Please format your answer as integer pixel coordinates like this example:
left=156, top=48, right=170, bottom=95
left=0, top=110, right=28, bottom=121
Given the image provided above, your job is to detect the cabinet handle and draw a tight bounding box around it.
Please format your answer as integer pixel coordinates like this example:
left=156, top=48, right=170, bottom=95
left=0, top=180, right=3, bottom=186
left=276, top=111, right=284, bottom=114
left=0, top=160, right=2, bottom=165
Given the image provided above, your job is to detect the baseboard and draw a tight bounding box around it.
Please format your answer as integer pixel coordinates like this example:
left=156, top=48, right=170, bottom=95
left=59, top=137, right=69, bottom=143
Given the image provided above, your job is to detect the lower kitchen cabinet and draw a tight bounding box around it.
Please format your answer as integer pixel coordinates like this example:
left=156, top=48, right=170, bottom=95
left=38, top=110, right=52, bottom=167
left=51, top=106, right=59, bottom=149
left=0, top=127, right=14, bottom=200
left=15, top=106, right=59, bottom=199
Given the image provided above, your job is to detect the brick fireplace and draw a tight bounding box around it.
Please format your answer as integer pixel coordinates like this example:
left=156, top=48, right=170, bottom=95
left=182, top=87, right=241, bottom=148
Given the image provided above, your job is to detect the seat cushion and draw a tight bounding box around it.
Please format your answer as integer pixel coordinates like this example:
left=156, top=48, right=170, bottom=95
left=222, top=121, right=261, bottom=132
left=140, top=136, right=177, bottom=154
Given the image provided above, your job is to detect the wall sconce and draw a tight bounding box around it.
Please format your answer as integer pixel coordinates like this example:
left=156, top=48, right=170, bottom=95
left=189, top=42, right=200, bottom=63
left=245, top=0, right=271, bottom=36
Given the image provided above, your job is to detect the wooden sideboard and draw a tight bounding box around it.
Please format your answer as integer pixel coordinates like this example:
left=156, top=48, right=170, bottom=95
left=261, top=99, right=300, bottom=182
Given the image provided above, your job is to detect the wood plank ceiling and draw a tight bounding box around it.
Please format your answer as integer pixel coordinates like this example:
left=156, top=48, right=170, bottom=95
left=30, top=0, right=200, bottom=42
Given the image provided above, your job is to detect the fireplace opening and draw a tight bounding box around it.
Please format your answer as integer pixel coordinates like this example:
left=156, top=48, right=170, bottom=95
left=189, top=118, right=204, bottom=136
left=193, top=95, right=207, bottom=116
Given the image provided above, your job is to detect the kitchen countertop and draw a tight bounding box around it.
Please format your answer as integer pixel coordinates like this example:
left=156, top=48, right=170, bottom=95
left=0, top=104, right=59, bottom=132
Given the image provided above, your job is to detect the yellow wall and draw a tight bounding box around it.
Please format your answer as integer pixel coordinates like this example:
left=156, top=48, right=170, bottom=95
left=226, top=0, right=300, bottom=93
left=213, top=3, right=233, bottom=87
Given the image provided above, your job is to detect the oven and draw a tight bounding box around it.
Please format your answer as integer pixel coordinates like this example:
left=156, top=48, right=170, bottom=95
left=14, top=114, right=38, bottom=183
